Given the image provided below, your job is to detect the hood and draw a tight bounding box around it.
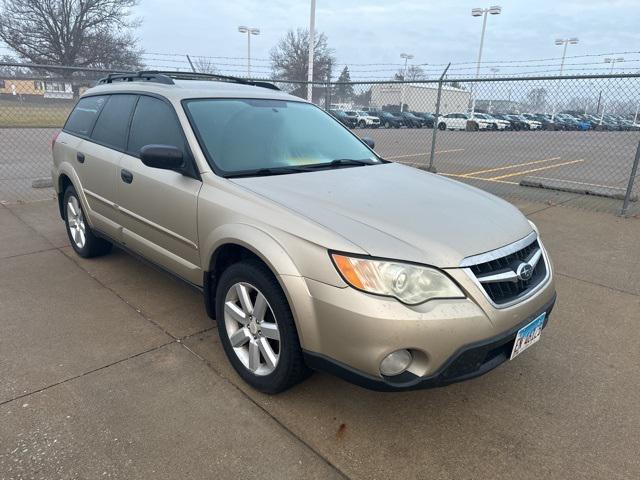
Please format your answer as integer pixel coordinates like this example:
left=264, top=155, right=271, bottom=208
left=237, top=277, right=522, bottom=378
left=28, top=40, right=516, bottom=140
left=230, top=163, right=533, bottom=267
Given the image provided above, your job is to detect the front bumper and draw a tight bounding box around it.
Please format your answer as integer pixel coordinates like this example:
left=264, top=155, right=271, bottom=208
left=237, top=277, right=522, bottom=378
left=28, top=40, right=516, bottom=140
left=304, top=294, right=555, bottom=391
left=280, top=260, right=556, bottom=391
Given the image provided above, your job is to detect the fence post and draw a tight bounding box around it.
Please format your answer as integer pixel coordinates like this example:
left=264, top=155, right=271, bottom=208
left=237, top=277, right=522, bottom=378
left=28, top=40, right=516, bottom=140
left=620, top=139, right=640, bottom=216
left=427, top=63, right=451, bottom=173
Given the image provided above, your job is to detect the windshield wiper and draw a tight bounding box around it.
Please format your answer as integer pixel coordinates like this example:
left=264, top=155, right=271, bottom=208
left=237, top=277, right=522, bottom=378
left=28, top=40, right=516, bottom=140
left=302, top=158, right=377, bottom=170
left=226, top=166, right=309, bottom=178
left=226, top=159, right=378, bottom=178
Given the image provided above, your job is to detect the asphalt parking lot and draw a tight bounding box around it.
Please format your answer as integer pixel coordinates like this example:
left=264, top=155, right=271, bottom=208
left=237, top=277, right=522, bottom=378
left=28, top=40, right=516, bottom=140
left=1, top=199, right=639, bottom=479
left=2, top=127, right=638, bottom=214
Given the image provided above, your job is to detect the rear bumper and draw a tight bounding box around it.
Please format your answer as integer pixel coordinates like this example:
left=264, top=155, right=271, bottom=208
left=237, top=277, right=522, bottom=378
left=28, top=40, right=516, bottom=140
left=304, top=293, right=556, bottom=391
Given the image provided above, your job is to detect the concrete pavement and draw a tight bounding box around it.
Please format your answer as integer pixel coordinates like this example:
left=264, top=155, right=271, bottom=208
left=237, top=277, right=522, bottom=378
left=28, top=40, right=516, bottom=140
left=1, top=199, right=638, bottom=479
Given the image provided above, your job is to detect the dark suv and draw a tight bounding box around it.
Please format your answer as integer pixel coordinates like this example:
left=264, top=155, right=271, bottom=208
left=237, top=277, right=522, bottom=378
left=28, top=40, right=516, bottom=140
left=399, top=112, right=424, bottom=128
left=374, top=111, right=404, bottom=128
left=329, top=109, right=357, bottom=128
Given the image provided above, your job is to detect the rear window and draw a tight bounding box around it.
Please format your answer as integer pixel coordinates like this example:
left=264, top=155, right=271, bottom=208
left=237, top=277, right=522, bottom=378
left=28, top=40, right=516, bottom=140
left=64, top=96, right=107, bottom=136
left=90, top=94, right=137, bottom=150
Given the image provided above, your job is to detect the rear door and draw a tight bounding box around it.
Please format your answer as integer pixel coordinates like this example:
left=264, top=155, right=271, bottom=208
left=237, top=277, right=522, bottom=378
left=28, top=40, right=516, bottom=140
left=81, top=94, right=138, bottom=240
left=116, top=95, right=202, bottom=284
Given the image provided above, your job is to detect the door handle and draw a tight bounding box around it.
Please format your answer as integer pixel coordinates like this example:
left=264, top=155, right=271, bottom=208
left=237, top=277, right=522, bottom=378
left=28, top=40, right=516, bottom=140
left=120, top=169, right=133, bottom=184
left=76, top=152, right=85, bottom=163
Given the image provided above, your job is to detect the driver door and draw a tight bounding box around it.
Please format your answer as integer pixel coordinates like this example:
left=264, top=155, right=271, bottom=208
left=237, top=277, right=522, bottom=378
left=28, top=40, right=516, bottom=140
left=116, top=95, right=202, bottom=284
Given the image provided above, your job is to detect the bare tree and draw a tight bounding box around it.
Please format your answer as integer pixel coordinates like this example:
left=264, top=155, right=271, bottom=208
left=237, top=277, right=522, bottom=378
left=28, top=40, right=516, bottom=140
left=193, top=57, right=217, bottom=74
left=0, top=55, right=33, bottom=76
left=0, top=0, right=143, bottom=72
left=394, top=65, right=426, bottom=81
left=526, top=87, right=548, bottom=112
left=270, top=28, right=335, bottom=82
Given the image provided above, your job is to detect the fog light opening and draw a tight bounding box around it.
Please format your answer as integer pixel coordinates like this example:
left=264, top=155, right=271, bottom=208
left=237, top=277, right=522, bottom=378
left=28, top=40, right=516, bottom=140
left=379, top=349, right=412, bottom=377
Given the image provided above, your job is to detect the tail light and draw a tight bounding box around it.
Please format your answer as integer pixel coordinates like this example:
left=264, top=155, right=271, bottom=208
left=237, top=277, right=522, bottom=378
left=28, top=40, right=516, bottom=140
left=50, top=130, right=60, bottom=151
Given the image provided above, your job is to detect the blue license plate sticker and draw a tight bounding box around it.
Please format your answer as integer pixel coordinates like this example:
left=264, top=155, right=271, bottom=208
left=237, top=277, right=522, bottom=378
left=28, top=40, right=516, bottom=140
left=510, top=312, right=546, bottom=360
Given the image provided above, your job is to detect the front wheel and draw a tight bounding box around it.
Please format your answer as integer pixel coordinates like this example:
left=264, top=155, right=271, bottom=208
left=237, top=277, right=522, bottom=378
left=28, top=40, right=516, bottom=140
left=358, top=120, right=366, bottom=128
left=215, top=260, right=310, bottom=394
left=63, top=185, right=112, bottom=258
left=438, top=122, right=446, bottom=130
left=385, top=121, right=391, bottom=128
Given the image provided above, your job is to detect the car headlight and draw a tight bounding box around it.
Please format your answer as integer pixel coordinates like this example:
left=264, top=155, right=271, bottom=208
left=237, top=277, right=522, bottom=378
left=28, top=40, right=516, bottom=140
left=331, top=253, right=465, bottom=305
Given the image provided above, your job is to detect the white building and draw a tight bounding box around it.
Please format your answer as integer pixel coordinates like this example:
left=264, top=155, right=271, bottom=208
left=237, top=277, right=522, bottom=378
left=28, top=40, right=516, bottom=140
left=370, top=83, right=470, bottom=114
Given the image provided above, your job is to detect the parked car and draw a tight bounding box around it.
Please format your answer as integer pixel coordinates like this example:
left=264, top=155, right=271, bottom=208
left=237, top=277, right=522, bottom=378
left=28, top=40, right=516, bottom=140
left=375, top=111, right=405, bottom=128
left=437, top=113, right=492, bottom=131
left=494, top=114, right=526, bottom=130
left=348, top=110, right=381, bottom=128
left=329, top=109, right=357, bottom=128
left=411, top=112, right=436, bottom=128
left=474, top=113, right=510, bottom=130
left=556, top=113, right=590, bottom=131
left=528, top=113, right=561, bottom=130
left=519, top=114, right=543, bottom=130
left=399, top=111, right=425, bottom=128
left=52, top=71, right=556, bottom=393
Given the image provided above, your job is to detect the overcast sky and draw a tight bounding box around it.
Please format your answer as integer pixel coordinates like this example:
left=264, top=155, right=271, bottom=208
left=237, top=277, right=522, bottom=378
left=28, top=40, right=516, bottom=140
left=105, top=0, right=640, bottom=78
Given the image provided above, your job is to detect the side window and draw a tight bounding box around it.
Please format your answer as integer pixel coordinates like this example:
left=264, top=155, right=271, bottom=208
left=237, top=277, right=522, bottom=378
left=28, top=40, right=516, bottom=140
left=91, top=94, right=137, bottom=150
left=128, top=96, right=186, bottom=156
left=64, top=95, right=107, bottom=136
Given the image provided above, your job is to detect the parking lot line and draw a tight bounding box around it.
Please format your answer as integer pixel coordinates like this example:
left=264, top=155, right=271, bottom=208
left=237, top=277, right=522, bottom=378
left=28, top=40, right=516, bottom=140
left=386, top=149, right=465, bottom=160
left=459, top=157, right=561, bottom=177
left=489, top=159, right=585, bottom=181
left=440, top=173, right=519, bottom=185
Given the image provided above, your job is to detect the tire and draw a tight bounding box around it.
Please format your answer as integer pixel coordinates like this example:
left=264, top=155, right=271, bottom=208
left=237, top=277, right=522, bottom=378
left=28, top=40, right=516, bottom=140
left=358, top=120, right=366, bottom=128
left=385, top=121, right=391, bottom=128
left=215, top=259, right=311, bottom=394
left=63, top=185, right=112, bottom=258
left=438, top=122, right=446, bottom=130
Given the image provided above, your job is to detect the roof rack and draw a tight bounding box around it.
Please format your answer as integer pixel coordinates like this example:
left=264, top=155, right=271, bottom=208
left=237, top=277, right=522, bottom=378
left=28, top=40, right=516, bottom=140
left=97, top=70, right=280, bottom=91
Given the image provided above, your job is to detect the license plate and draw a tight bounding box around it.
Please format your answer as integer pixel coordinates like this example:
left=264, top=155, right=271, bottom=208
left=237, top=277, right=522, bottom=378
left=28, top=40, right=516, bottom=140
left=510, top=312, right=546, bottom=360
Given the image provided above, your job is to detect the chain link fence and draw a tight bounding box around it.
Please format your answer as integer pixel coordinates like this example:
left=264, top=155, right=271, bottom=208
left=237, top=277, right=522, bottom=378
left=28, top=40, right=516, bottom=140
left=1, top=63, right=639, bottom=216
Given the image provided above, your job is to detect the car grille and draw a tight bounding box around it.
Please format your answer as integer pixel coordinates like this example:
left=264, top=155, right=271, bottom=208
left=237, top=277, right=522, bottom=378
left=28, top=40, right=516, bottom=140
left=469, top=239, right=547, bottom=306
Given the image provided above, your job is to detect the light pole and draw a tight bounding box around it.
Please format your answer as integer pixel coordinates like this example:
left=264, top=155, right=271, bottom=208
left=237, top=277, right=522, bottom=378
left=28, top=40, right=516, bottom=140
left=551, top=37, right=578, bottom=120
left=489, top=67, right=499, bottom=113
left=470, top=5, right=502, bottom=117
left=555, top=37, right=578, bottom=75
left=399, top=52, right=413, bottom=112
left=307, top=0, right=316, bottom=102
left=599, top=57, right=624, bottom=124
left=238, top=26, right=260, bottom=78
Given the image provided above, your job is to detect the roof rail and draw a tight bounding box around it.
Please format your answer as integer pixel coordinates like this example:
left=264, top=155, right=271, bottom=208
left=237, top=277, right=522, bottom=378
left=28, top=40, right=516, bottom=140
left=151, top=71, right=281, bottom=91
left=98, top=71, right=174, bottom=85
left=97, top=70, right=280, bottom=91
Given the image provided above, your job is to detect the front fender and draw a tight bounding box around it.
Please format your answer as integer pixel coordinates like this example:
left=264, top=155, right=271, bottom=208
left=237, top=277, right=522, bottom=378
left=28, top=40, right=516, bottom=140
left=202, top=223, right=302, bottom=278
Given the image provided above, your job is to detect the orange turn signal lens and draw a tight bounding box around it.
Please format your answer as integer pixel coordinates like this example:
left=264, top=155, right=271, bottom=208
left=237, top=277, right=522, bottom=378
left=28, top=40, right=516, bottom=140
left=331, top=254, right=364, bottom=289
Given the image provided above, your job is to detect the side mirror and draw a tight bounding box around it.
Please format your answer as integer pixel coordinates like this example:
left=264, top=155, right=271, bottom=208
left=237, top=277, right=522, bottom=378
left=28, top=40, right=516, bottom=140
left=362, top=137, right=375, bottom=149
left=140, top=145, right=184, bottom=170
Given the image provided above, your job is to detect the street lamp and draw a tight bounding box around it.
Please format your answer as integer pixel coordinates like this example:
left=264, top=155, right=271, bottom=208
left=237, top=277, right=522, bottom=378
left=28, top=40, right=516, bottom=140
left=599, top=57, right=624, bottom=124
left=604, top=56, right=624, bottom=72
left=238, top=26, right=260, bottom=78
left=551, top=37, right=578, bottom=120
left=555, top=38, right=579, bottom=75
left=399, top=52, right=414, bottom=112
left=470, top=5, right=502, bottom=117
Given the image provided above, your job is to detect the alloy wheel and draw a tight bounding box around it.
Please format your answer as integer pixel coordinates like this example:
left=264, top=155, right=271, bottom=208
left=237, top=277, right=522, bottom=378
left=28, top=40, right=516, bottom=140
left=224, top=282, right=281, bottom=376
left=66, top=195, right=86, bottom=249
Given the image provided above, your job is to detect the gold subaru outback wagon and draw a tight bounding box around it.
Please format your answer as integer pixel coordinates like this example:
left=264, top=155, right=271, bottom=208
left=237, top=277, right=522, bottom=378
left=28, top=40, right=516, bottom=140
left=52, top=71, right=556, bottom=393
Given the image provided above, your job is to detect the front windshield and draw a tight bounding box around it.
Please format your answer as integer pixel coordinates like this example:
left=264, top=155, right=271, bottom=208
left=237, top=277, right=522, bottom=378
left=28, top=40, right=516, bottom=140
left=184, top=99, right=380, bottom=176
